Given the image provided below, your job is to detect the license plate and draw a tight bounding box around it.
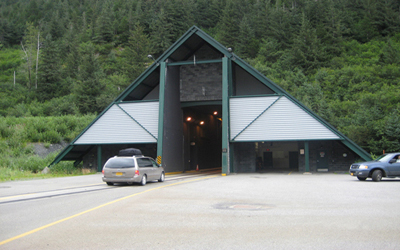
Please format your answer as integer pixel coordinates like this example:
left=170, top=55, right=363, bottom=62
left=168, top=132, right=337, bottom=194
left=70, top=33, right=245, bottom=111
left=116, top=172, right=123, bottom=176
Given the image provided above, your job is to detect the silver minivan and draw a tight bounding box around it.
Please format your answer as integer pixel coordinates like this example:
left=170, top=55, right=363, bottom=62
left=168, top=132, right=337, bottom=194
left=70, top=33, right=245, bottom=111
left=102, top=150, right=165, bottom=186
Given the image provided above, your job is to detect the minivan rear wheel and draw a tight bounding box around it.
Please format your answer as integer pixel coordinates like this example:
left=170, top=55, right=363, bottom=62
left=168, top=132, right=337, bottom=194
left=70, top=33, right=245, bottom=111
left=158, top=172, right=165, bottom=182
left=106, top=182, right=114, bottom=186
left=140, top=175, right=147, bottom=186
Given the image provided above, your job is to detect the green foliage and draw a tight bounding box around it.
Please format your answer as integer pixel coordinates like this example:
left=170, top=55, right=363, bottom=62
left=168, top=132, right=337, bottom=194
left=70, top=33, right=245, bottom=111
left=0, top=0, right=400, bottom=157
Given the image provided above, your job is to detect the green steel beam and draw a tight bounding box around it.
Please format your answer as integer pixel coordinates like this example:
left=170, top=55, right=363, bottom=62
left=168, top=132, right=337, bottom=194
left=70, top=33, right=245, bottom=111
left=156, top=62, right=166, bottom=165
left=305, top=141, right=310, bottom=172
left=97, top=145, right=102, bottom=172
left=342, top=140, right=372, bottom=161
left=180, top=101, right=222, bottom=108
left=167, top=59, right=222, bottom=66
left=47, top=145, right=74, bottom=167
left=222, top=56, right=230, bottom=175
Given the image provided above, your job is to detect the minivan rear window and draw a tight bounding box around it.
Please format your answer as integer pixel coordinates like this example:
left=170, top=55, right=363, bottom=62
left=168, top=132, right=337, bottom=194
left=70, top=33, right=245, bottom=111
left=105, top=158, right=135, bottom=168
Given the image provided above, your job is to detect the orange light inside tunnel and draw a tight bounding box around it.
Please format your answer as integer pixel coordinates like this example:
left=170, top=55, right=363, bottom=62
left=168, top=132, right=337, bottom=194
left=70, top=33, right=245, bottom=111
left=213, top=111, right=218, bottom=115
left=199, top=121, right=205, bottom=125
left=186, top=117, right=192, bottom=122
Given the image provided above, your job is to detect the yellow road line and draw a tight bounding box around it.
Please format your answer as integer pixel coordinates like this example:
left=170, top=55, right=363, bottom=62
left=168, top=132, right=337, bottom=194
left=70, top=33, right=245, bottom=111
left=0, top=175, right=218, bottom=246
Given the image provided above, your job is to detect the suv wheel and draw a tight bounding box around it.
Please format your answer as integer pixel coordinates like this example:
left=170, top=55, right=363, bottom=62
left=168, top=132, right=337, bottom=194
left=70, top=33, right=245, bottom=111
left=372, top=170, right=382, bottom=182
left=140, top=175, right=147, bottom=186
left=357, top=176, right=367, bottom=181
left=106, top=182, right=114, bottom=186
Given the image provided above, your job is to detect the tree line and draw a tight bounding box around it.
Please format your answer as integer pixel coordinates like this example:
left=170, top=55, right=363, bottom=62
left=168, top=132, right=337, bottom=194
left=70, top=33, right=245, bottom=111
left=0, top=0, right=400, bottom=154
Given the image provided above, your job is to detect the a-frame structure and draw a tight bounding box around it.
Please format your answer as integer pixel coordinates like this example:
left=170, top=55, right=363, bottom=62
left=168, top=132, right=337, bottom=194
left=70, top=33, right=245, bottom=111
left=51, top=26, right=371, bottom=174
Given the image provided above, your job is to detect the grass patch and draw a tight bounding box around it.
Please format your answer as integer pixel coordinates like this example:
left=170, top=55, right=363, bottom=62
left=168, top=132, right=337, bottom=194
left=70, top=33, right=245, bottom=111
left=0, top=152, right=96, bottom=182
left=0, top=115, right=97, bottom=182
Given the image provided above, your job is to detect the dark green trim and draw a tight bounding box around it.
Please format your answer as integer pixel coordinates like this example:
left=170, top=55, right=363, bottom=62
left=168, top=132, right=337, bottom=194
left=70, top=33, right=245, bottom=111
left=158, top=28, right=198, bottom=62
left=72, top=142, right=157, bottom=146
left=116, top=64, right=160, bottom=102
left=231, top=96, right=282, bottom=141
left=116, top=104, right=157, bottom=140
left=47, top=145, right=74, bottom=167
left=157, top=62, right=167, bottom=164
left=231, top=94, right=281, bottom=99
left=229, top=138, right=341, bottom=143
left=167, top=59, right=222, bottom=66
left=222, top=57, right=230, bottom=175
left=305, top=141, right=310, bottom=172
left=97, top=145, right=102, bottom=172
left=194, top=28, right=234, bottom=59
left=117, top=99, right=159, bottom=104
left=180, top=101, right=222, bottom=108
left=342, top=140, right=372, bottom=161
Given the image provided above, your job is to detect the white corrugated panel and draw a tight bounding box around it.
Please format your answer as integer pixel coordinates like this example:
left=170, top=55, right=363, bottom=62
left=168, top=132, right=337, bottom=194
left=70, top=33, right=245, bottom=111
left=230, top=96, right=339, bottom=141
left=75, top=102, right=159, bottom=144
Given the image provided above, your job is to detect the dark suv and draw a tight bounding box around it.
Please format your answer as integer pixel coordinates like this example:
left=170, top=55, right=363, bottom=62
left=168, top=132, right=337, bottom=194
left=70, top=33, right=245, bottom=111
left=349, top=152, right=400, bottom=181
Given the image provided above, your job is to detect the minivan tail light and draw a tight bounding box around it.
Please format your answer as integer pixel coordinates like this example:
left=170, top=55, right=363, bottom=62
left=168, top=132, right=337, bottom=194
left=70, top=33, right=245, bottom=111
left=135, top=170, right=139, bottom=176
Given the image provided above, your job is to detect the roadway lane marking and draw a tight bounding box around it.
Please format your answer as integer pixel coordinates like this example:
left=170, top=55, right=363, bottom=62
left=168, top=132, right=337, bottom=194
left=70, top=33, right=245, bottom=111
left=0, top=175, right=218, bottom=246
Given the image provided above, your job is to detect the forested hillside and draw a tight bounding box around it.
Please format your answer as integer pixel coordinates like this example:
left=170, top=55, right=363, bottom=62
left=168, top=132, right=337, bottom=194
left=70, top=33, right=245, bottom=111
left=1, top=0, right=400, bottom=155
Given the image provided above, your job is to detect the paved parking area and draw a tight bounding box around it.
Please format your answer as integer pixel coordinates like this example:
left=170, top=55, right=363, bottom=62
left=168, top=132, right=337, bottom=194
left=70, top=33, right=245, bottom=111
left=1, top=172, right=400, bottom=249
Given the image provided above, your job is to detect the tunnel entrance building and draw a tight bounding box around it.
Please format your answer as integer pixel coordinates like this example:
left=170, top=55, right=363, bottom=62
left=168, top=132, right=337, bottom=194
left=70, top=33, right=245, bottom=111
left=51, top=26, right=371, bottom=174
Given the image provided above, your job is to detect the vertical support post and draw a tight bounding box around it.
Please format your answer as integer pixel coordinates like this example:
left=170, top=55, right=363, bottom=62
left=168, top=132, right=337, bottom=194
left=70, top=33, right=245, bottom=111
left=222, top=57, right=230, bottom=175
left=304, top=141, right=310, bottom=172
left=157, top=62, right=166, bottom=166
left=97, top=145, right=102, bottom=172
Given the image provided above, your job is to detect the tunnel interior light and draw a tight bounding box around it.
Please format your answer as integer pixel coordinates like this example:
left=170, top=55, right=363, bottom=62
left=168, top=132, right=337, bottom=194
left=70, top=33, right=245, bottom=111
left=186, top=117, right=192, bottom=122
left=213, top=111, right=218, bottom=115
left=199, top=121, right=205, bottom=125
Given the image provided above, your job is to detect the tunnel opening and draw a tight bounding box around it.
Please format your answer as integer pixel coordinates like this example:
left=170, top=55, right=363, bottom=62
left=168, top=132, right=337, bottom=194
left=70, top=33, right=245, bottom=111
left=182, top=105, right=222, bottom=171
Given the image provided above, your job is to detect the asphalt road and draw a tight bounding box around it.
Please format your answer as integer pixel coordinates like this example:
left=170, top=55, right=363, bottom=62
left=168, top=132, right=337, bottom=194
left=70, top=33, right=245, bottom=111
left=1, top=172, right=400, bottom=249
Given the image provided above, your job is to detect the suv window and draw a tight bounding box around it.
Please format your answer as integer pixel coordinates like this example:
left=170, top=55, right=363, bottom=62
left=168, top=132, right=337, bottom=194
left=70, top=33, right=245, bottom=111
left=137, top=158, right=153, bottom=168
left=105, top=158, right=135, bottom=168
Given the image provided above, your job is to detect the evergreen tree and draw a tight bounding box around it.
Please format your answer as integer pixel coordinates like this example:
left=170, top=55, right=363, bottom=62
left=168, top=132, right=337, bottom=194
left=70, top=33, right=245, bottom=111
left=150, top=8, right=174, bottom=55
left=123, top=23, right=153, bottom=82
left=21, top=22, right=39, bottom=89
left=215, top=0, right=243, bottom=50
left=93, top=1, right=114, bottom=44
left=37, top=34, right=62, bottom=101
left=236, top=15, right=257, bottom=58
left=73, top=42, right=105, bottom=114
left=286, top=12, right=326, bottom=74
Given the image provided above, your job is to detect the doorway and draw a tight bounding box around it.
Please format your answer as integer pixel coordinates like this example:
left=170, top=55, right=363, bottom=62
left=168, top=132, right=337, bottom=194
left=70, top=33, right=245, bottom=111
left=316, top=150, right=329, bottom=171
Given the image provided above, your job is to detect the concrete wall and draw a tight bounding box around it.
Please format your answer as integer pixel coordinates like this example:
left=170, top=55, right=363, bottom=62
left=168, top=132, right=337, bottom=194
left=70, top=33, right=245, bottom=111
left=232, top=142, right=256, bottom=173
left=162, top=65, right=184, bottom=172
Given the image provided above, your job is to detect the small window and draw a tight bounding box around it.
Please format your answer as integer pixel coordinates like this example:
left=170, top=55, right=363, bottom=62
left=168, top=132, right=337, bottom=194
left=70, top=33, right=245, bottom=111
left=137, top=158, right=153, bottom=168
left=105, top=158, right=135, bottom=168
left=150, top=159, right=159, bottom=168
